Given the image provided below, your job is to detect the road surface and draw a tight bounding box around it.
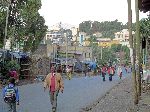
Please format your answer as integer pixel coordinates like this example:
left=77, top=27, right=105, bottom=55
left=0, top=68, right=130, bottom=112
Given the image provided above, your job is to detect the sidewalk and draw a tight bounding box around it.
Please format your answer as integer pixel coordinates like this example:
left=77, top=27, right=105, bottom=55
left=81, top=77, right=150, bottom=112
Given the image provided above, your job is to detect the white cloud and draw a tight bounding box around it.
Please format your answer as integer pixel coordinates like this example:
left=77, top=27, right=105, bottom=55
left=39, top=0, right=148, bottom=28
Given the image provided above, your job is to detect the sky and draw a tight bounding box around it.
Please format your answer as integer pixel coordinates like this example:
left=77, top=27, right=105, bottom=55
left=39, top=0, right=149, bottom=28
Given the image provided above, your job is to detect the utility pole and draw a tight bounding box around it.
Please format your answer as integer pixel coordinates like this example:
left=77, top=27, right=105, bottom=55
left=65, top=33, right=68, bottom=66
left=127, top=0, right=138, bottom=104
left=75, top=28, right=79, bottom=58
left=73, top=28, right=79, bottom=73
left=3, top=0, right=10, bottom=65
left=135, top=0, right=141, bottom=99
left=145, top=38, right=148, bottom=69
left=101, top=47, right=102, bottom=60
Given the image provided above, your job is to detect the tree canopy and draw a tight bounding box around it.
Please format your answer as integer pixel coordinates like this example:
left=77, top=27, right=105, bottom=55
left=0, top=0, right=48, bottom=52
left=79, top=20, right=125, bottom=39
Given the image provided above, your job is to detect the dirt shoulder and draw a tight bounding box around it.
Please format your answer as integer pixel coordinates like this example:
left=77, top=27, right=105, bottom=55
left=81, top=77, right=150, bottom=112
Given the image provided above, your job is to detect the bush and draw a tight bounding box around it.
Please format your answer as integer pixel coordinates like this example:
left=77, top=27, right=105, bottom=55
left=5, top=60, right=20, bottom=71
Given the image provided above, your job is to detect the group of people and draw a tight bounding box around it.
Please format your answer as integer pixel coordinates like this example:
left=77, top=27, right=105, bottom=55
left=101, top=65, right=116, bottom=81
left=2, top=64, right=131, bottom=112
left=100, top=65, right=131, bottom=81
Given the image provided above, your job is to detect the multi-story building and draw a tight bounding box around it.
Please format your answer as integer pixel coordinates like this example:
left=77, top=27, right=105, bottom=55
left=114, top=29, right=135, bottom=47
left=71, top=27, right=78, bottom=41
left=44, top=30, right=63, bottom=44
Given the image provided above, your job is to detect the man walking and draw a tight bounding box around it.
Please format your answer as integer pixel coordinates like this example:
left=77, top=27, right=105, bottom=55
left=108, top=66, right=115, bottom=81
left=44, top=67, right=64, bottom=112
left=101, top=65, right=107, bottom=81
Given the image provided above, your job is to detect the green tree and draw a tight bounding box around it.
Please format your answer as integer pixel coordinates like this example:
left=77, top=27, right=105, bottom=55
left=0, top=0, right=47, bottom=52
left=79, top=21, right=92, bottom=35
left=79, top=20, right=124, bottom=39
left=140, top=17, right=150, bottom=38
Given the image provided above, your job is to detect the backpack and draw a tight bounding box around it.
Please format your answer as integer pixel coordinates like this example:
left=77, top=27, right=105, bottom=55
left=4, top=86, right=16, bottom=103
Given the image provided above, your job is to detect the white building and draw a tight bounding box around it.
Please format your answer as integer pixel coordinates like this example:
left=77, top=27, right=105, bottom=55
left=5, top=39, right=11, bottom=50
left=114, top=29, right=135, bottom=47
left=71, top=27, right=78, bottom=41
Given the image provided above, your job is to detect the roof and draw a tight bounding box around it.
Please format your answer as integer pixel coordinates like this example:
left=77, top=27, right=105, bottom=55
left=139, top=0, right=150, bottom=12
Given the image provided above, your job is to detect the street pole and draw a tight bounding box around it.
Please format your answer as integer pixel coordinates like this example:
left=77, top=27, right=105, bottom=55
left=101, top=47, right=102, bottom=60
left=135, top=0, right=141, bottom=99
left=127, top=0, right=138, bottom=104
left=73, top=28, right=78, bottom=73
left=145, top=38, right=148, bottom=69
left=3, top=1, right=10, bottom=65
left=65, top=33, right=68, bottom=67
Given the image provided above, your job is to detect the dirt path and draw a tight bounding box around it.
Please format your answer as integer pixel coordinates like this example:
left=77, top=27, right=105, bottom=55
left=81, top=77, right=150, bottom=112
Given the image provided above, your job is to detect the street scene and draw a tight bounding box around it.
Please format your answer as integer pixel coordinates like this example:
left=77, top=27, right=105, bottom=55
left=0, top=70, right=130, bottom=112
left=0, top=0, right=150, bottom=112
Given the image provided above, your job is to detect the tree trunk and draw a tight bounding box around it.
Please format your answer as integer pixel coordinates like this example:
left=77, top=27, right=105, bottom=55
left=135, top=0, right=141, bottom=99
left=127, top=0, right=138, bottom=104
left=133, top=34, right=138, bottom=104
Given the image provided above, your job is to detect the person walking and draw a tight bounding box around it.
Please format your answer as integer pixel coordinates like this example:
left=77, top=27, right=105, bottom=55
left=66, top=65, right=72, bottom=80
left=9, top=68, right=19, bottom=84
left=44, top=67, right=64, bottom=112
left=101, top=65, right=107, bottom=81
left=84, top=64, right=88, bottom=77
left=108, top=66, right=114, bottom=81
left=2, top=77, right=19, bottom=112
left=117, top=66, right=123, bottom=79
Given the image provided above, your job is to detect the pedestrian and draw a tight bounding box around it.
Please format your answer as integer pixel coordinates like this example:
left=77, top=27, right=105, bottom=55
left=66, top=65, right=72, bottom=80
left=98, top=66, right=101, bottom=76
left=101, top=65, right=107, bottom=81
left=9, top=68, right=19, bottom=84
left=117, top=66, right=122, bottom=79
left=2, top=77, right=19, bottom=112
left=125, top=66, right=128, bottom=73
left=84, top=64, right=88, bottom=77
left=108, top=66, right=114, bottom=81
left=44, top=67, right=64, bottom=112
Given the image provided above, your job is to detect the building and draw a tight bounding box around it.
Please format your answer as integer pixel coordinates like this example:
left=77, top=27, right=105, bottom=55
left=93, top=32, right=102, bottom=38
left=71, top=27, right=78, bottom=41
left=139, top=0, right=150, bottom=12
left=114, top=29, right=135, bottom=47
left=5, top=39, right=11, bottom=50
left=44, top=30, right=63, bottom=44
left=97, top=38, right=111, bottom=47
left=33, top=44, right=93, bottom=63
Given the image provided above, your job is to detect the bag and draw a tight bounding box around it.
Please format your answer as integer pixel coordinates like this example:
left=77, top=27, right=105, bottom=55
left=4, top=86, right=16, bottom=103
left=110, top=68, right=114, bottom=74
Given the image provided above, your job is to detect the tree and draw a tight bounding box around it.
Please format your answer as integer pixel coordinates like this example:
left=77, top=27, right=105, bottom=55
left=79, top=21, right=92, bottom=35
left=140, top=17, right=150, bottom=68
left=127, top=0, right=138, bottom=105
left=79, top=20, right=124, bottom=39
left=0, top=0, right=48, bottom=52
left=135, top=0, right=141, bottom=101
left=140, top=18, right=150, bottom=38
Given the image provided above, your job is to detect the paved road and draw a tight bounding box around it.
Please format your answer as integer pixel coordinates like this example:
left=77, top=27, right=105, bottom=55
left=0, top=67, right=131, bottom=112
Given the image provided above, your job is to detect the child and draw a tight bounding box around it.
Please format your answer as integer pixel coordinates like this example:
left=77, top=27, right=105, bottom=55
left=2, top=77, right=19, bottom=112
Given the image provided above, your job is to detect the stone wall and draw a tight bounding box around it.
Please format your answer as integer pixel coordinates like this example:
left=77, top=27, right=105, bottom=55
left=30, top=44, right=51, bottom=77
